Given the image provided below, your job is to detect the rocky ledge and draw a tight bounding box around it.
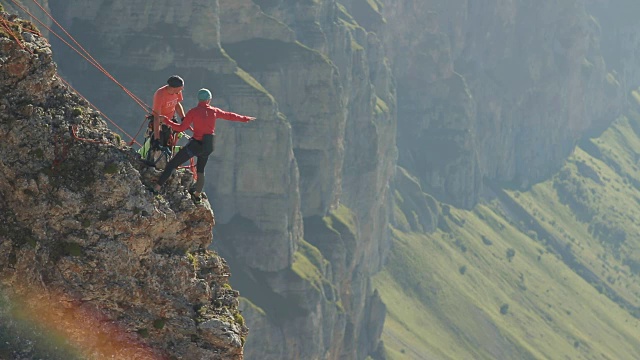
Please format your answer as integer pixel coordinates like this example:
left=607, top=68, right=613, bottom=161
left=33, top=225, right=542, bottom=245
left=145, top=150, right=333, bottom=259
left=0, top=10, right=246, bottom=360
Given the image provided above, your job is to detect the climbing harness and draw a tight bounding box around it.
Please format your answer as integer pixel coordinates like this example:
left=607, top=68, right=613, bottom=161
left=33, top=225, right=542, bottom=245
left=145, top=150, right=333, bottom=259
left=5, top=0, right=197, bottom=177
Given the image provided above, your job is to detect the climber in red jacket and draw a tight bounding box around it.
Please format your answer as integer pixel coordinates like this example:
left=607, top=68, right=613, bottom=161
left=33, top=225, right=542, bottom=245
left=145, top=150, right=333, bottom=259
left=149, top=88, right=255, bottom=203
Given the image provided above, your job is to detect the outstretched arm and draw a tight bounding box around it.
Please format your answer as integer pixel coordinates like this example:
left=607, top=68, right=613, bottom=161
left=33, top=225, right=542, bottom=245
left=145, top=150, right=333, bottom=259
left=217, top=108, right=255, bottom=123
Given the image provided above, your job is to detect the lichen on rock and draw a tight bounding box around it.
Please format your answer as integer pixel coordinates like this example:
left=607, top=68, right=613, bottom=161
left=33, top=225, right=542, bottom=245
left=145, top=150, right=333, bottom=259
left=0, top=11, right=247, bottom=360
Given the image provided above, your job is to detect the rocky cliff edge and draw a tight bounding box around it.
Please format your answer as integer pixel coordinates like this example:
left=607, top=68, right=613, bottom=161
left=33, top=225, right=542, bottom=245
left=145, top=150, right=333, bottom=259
left=0, top=10, right=247, bottom=360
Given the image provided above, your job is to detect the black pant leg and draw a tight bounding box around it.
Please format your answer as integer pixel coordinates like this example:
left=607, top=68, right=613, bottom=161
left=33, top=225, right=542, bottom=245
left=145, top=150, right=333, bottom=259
left=157, top=143, right=195, bottom=186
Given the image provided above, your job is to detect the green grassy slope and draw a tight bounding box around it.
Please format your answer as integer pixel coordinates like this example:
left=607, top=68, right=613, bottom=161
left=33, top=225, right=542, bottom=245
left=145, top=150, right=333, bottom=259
left=375, top=114, right=640, bottom=359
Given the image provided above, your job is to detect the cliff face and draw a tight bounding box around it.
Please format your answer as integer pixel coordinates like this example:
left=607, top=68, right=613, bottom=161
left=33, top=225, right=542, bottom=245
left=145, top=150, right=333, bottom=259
left=218, top=1, right=396, bottom=358
left=5, top=0, right=635, bottom=359
left=381, top=0, right=622, bottom=207
left=48, top=0, right=301, bottom=275
left=9, top=1, right=394, bottom=359
left=0, top=10, right=246, bottom=359
left=584, top=0, right=640, bottom=93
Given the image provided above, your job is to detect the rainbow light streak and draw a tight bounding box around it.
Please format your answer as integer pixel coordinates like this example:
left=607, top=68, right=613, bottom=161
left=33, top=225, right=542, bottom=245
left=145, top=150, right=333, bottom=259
left=1, top=284, right=166, bottom=360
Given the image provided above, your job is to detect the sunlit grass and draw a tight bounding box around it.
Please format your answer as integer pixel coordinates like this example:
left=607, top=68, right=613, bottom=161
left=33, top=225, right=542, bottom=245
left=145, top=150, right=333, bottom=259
left=375, top=115, right=640, bottom=359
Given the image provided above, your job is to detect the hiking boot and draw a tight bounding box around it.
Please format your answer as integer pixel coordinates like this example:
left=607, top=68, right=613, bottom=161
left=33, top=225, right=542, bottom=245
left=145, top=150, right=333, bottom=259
left=189, top=189, right=204, bottom=205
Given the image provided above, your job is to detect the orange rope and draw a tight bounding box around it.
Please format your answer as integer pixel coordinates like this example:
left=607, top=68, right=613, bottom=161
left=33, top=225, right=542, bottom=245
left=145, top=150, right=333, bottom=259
left=1, top=12, right=42, bottom=37
left=5, top=2, right=195, bottom=178
left=8, top=1, right=106, bottom=71
left=27, top=0, right=150, bottom=111
left=10, top=0, right=149, bottom=112
left=0, top=16, right=29, bottom=51
left=7, top=0, right=146, bottom=146
left=51, top=124, right=121, bottom=170
left=71, top=125, right=110, bottom=145
left=59, top=78, right=141, bottom=147
left=179, top=158, right=197, bottom=178
left=129, top=113, right=152, bottom=147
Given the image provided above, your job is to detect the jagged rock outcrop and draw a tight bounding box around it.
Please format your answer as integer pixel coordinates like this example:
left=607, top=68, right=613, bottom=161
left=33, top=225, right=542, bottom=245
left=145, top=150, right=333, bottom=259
left=0, top=11, right=247, bottom=359
left=15, top=0, right=397, bottom=359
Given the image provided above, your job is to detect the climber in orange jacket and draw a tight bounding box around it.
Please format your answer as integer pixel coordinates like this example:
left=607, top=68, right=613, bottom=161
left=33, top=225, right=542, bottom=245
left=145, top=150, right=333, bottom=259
left=151, top=75, right=186, bottom=148
left=150, top=88, right=255, bottom=203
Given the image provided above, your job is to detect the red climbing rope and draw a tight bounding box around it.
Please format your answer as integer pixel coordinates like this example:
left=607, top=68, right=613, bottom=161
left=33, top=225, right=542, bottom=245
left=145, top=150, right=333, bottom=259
left=59, top=77, right=141, bottom=147
left=8, top=0, right=151, bottom=146
left=4, top=2, right=198, bottom=178
left=25, top=0, right=150, bottom=112
left=0, top=16, right=30, bottom=51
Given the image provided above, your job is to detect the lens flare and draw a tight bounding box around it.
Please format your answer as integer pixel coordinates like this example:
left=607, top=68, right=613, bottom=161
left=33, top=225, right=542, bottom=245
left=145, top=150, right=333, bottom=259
left=1, top=284, right=166, bottom=360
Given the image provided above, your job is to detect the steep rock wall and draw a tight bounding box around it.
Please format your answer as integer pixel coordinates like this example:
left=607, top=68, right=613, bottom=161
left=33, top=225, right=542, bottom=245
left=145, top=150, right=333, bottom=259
left=12, top=0, right=396, bottom=359
left=0, top=10, right=246, bottom=359
left=41, top=0, right=302, bottom=275
left=218, top=1, right=396, bottom=359
left=379, top=0, right=480, bottom=208
left=7, top=0, right=631, bottom=359
left=585, top=0, right=640, bottom=96
left=380, top=0, right=622, bottom=207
